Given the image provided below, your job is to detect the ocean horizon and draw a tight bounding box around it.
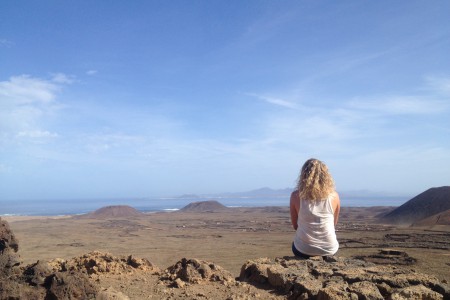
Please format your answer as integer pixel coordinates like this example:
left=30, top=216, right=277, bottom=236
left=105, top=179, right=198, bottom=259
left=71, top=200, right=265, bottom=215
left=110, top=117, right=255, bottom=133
left=0, top=195, right=409, bottom=217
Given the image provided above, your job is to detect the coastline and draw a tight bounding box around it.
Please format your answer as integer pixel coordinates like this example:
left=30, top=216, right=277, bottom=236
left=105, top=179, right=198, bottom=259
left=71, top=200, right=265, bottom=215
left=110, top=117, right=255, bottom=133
left=0, top=196, right=409, bottom=218
left=2, top=205, right=449, bottom=299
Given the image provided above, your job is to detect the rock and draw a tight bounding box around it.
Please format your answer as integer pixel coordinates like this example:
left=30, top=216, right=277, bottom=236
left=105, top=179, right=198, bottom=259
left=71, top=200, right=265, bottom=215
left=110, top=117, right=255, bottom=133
left=239, top=256, right=448, bottom=299
left=348, top=281, right=383, bottom=300
left=317, top=286, right=354, bottom=300
left=0, top=217, right=19, bottom=253
left=22, top=261, right=53, bottom=286
left=48, top=251, right=159, bottom=277
left=173, top=278, right=186, bottom=288
left=162, top=258, right=235, bottom=284
left=0, top=278, right=46, bottom=299
left=45, top=271, right=98, bottom=299
left=0, top=218, right=100, bottom=299
left=239, top=257, right=272, bottom=284
left=390, top=284, right=443, bottom=300
left=0, top=217, right=21, bottom=277
left=97, top=286, right=130, bottom=300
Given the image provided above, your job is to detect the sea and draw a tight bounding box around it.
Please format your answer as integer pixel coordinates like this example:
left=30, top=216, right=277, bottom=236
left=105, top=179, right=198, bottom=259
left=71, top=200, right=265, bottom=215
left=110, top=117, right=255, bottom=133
left=0, top=196, right=409, bottom=217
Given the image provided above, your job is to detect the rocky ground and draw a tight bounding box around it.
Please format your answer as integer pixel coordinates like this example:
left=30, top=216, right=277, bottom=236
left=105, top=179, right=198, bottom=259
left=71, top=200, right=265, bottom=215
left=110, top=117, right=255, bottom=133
left=2, top=206, right=450, bottom=299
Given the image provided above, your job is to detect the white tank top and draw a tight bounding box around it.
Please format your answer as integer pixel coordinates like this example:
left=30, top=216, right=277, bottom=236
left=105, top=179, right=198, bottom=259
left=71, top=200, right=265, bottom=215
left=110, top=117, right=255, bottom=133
left=293, top=194, right=339, bottom=256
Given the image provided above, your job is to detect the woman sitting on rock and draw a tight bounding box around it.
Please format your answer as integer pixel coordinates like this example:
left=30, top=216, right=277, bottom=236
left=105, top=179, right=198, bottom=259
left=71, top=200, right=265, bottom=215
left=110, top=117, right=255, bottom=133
left=290, top=158, right=340, bottom=258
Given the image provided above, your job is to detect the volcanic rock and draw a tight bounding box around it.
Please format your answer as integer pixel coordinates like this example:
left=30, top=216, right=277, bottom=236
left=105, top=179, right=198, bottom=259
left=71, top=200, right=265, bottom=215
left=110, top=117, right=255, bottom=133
left=180, top=200, right=229, bottom=212
left=48, top=251, right=158, bottom=277
left=239, top=256, right=449, bottom=299
left=382, top=186, right=450, bottom=225
left=0, top=217, right=20, bottom=277
left=161, top=258, right=235, bottom=284
left=0, top=217, right=19, bottom=253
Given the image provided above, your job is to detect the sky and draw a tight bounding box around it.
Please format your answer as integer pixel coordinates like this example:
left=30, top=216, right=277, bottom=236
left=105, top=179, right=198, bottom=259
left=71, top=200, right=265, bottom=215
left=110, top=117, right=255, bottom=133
left=1, top=1, right=449, bottom=200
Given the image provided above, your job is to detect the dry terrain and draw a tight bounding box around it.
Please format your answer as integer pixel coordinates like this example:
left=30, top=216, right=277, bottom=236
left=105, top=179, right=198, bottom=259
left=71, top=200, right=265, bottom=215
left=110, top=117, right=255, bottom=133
left=3, top=206, right=450, bottom=299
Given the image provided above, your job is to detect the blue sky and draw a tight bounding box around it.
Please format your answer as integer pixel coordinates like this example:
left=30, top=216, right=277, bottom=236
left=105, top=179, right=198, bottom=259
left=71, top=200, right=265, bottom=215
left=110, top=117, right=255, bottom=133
left=1, top=1, right=449, bottom=200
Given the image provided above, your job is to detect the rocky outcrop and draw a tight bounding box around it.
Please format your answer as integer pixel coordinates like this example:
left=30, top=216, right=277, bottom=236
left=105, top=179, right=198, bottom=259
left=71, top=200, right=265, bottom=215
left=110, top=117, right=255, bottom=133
left=0, top=217, right=18, bottom=253
left=0, top=217, right=98, bottom=299
left=0, top=217, right=20, bottom=277
left=47, top=251, right=158, bottom=278
left=239, top=256, right=449, bottom=299
left=161, top=258, right=235, bottom=285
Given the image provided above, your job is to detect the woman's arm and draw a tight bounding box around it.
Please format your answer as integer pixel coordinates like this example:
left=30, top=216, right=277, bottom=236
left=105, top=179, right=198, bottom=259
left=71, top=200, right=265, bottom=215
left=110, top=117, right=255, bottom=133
left=290, top=191, right=299, bottom=230
left=332, top=191, right=340, bottom=226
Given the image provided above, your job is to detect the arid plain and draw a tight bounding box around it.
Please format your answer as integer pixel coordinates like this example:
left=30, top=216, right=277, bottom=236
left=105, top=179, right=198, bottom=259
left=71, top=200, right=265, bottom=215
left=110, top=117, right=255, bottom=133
left=5, top=205, right=450, bottom=287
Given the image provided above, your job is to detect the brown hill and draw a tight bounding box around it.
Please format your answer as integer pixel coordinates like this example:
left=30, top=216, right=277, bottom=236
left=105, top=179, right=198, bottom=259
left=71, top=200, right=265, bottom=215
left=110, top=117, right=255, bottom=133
left=180, top=200, right=228, bottom=212
left=81, top=205, right=144, bottom=218
left=413, top=209, right=450, bottom=226
left=381, top=186, right=450, bottom=225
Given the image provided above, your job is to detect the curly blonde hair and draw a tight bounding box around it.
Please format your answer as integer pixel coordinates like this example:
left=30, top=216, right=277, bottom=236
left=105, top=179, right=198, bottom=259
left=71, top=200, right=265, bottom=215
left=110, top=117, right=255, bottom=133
left=296, top=158, right=335, bottom=201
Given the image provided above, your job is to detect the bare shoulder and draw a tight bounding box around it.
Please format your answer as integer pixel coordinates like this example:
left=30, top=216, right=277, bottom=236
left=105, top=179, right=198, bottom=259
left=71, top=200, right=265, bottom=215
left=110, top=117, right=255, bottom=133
left=290, top=190, right=299, bottom=206
left=331, top=190, right=340, bottom=199
left=330, top=190, right=340, bottom=206
left=290, top=190, right=299, bottom=201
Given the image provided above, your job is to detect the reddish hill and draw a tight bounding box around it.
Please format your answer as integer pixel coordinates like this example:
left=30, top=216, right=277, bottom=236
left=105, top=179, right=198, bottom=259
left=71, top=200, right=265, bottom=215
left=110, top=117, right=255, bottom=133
left=180, top=200, right=228, bottom=212
left=381, top=186, right=450, bottom=225
left=82, top=205, right=144, bottom=218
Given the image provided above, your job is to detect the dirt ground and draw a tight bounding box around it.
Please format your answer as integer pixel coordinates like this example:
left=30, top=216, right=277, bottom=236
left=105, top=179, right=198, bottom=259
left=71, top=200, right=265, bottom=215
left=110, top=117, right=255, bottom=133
left=4, top=206, right=450, bottom=298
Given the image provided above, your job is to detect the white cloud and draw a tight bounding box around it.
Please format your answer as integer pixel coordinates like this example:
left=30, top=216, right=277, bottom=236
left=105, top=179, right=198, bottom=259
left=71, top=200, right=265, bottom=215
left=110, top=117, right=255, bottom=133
left=0, top=75, right=60, bottom=104
left=51, top=73, right=75, bottom=84
left=348, top=76, right=450, bottom=115
left=348, top=96, right=448, bottom=115
left=0, top=39, right=14, bottom=47
left=86, top=70, right=98, bottom=75
left=16, top=130, right=58, bottom=139
left=0, top=74, right=69, bottom=144
left=84, top=133, right=143, bottom=154
left=425, top=75, right=450, bottom=95
left=245, top=93, right=298, bottom=109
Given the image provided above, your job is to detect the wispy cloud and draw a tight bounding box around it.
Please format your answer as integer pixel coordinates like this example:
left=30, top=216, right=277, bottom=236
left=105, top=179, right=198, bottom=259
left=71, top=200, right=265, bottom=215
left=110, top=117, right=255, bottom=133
left=245, top=92, right=298, bottom=109
left=348, top=96, right=448, bottom=115
left=0, top=74, right=71, bottom=144
left=425, top=75, right=450, bottom=95
left=348, top=75, right=450, bottom=115
left=0, top=75, right=60, bottom=104
left=86, top=70, right=98, bottom=76
left=0, top=38, right=14, bottom=47
left=51, top=73, right=75, bottom=84
left=16, top=130, right=58, bottom=139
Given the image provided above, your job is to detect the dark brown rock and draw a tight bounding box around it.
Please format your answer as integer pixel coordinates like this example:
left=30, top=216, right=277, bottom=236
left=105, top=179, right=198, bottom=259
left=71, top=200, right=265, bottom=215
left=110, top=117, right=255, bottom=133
left=0, top=218, right=100, bottom=300
left=0, top=217, right=19, bottom=253
left=45, top=271, right=97, bottom=300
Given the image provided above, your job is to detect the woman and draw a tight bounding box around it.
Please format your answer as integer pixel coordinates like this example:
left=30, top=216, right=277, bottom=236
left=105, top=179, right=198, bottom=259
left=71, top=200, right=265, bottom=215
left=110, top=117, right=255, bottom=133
left=290, top=158, right=340, bottom=258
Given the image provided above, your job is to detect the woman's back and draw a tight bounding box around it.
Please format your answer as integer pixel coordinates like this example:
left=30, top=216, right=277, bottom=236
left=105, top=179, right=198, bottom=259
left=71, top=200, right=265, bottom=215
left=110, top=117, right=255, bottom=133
left=293, top=195, right=339, bottom=256
left=290, top=158, right=340, bottom=257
